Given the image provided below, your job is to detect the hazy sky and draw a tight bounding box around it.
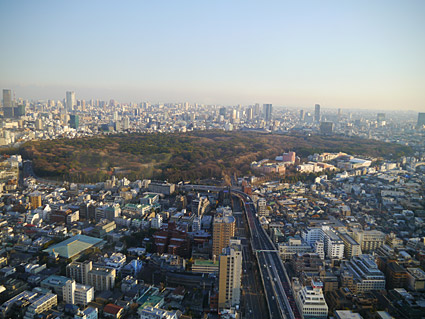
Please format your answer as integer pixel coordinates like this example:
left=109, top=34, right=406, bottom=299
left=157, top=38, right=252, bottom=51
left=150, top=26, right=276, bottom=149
left=1, top=0, right=424, bottom=110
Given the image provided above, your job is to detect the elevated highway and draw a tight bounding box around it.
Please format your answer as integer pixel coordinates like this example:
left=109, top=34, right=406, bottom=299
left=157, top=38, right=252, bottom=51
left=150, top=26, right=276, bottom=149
left=233, top=190, right=301, bottom=319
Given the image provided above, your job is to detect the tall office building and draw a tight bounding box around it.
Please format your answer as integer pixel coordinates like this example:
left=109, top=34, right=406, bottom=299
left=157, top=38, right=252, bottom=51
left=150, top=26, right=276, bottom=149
left=66, top=91, right=76, bottom=111
left=246, top=107, right=253, bottom=120
left=417, top=113, right=425, bottom=128
left=300, top=109, right=305, bottom=121
left=377, top=113, right=386, bottom=123
left=320, top=122, right=334, bottom=135
left=219, top=107, right=226, bottom=117
left=254, top=103, right=260, bottom=116
left=212, top=215, right=235, bottom=257
left=15, top=104, right=26, bottom=117
left=70, top=114, right=79, bottom=129
left=314, top=104, right=321, bottom=122
left=263, top=104, right=272, bottom=121
left=218, top=240, right=242, bottom=309
left=2, top=89, right=14, bottom=118
left=2, top=89, right=12, bottom=108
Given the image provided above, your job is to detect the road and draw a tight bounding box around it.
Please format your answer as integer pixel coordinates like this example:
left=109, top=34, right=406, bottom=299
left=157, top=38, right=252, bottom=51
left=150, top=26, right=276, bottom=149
left=232, top=197, right=268, bottom=319
left=233, top=190, right=302, bottom=319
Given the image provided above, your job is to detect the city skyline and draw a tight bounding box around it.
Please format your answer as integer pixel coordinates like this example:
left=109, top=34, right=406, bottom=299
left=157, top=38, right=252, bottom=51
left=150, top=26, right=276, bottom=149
left=1, top=1, right=425, bottom=111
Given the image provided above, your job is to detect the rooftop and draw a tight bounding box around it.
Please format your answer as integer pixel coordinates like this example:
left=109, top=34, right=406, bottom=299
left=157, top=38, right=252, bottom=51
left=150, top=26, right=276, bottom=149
left=42, top=234, right=105, bottom=258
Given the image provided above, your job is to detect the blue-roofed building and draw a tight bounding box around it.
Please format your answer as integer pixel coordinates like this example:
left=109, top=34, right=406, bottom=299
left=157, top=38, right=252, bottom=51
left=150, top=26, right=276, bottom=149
left=42, top=234, right=105, bottom=259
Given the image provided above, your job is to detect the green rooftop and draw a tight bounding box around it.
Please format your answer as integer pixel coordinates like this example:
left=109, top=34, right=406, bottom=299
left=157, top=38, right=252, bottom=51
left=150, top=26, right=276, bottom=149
left=143, top=194, right=157, bottom=198
left=43, top=234, right=105, bottom=258
left=139, top=295, right=164, bottom=309
left=194, top=259, right=219, bottom=266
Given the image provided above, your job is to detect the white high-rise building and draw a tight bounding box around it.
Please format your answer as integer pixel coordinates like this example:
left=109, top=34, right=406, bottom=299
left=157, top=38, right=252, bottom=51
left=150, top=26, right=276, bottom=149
left=218, top=240, right=242, bottom=309
left=302, top=227, right=324, bottom=246
left=296, top=280, right=328, bottom=319
left=66, top=91, right=76, bottom=111
left=323, top=229, right=344, bottom=259
left=63, top=279, right=94, bottom=306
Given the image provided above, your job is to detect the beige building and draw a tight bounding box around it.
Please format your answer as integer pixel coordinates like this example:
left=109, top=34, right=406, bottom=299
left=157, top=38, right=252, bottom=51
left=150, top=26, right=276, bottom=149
left=218, top=239, right=242, bottom=309
left=66, top=260, right=93, bottom=285
left=353, top=230, right=385, bottom=253
left=29, top=192, right=42, bottom=209
left=25, top=293, right=57, bottom=318
left=212, top=215, right=235, bottom=257
left=87, top=267, right=116, bottom=291
left=339, top=232, right=362, bottom=258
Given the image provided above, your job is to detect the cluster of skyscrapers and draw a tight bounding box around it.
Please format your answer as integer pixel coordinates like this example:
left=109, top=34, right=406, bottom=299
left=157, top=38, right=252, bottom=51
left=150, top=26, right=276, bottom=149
left=1, top=89, right=25, bottom=118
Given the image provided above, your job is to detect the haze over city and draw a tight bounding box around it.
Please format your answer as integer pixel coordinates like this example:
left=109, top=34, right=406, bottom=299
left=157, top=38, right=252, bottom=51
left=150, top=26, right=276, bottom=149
left=1, top=0, right=425, bottom=111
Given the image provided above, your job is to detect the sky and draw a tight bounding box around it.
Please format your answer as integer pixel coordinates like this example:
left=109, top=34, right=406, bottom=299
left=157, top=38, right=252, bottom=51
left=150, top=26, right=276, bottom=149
left=1, top=0, right=425, bottom=111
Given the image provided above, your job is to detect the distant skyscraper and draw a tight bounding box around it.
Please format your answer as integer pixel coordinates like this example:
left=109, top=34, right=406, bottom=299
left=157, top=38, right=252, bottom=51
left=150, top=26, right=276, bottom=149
left=2, top=89, right=14, bottom=118
left=15, top=104, right=26, bottom=117
left=263, top=104, right=272, bottom=121
left=377, top=113, right=386, bottom=123
left=66, top=91, right=76, bottom=111
left=320, top=122, right=334, bottom=135
left=314, top=104, right=321, bottom=122
left=337, top=108, right=342, bottom=121
left=2, top=89, right=12, bottom=108
left=219, top=107, right=226, bottom=117
left=218, top=240, right=242, bottom=309
left=417, top=113, right=425, bottom=128
left=247, top=107, right=253, bottom=120
left=300, top=109, right=305, bottom=121
left=70, top=115, right=79, bottom=129
left=254, top=103, right=260, bottom=116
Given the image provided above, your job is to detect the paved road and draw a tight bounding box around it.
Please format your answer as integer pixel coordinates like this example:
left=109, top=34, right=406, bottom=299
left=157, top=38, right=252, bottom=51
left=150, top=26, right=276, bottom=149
left=232, top=197, right=268, bottom=319
left=233, top=190, right=302, bottom=319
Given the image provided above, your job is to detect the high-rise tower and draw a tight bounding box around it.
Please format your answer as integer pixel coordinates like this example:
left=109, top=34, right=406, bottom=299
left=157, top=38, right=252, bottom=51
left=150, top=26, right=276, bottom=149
left=66, top=91, right=76, bottom=111
left=2, top=89, right=12, bottom=108
left=417, top=113, right=425, bottom=128
left=314, top=104, right=321, bottom=122
left=212, top=215, right=235, bottom=257
left=263, top=104, right=272, bottom=121
left=218, top=240, right=242, bottom=309
left=2, top=89, right=14, bottom=118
